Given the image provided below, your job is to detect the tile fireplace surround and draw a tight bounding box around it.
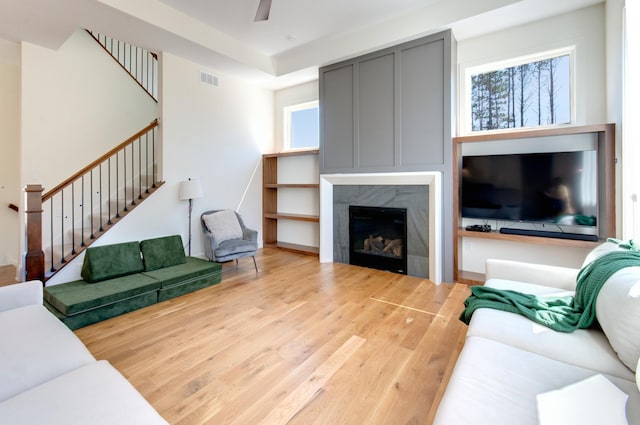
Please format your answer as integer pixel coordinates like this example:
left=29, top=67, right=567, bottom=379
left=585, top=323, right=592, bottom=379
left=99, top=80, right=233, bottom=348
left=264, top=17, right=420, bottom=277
left=320, top=172, right=442, bottom=284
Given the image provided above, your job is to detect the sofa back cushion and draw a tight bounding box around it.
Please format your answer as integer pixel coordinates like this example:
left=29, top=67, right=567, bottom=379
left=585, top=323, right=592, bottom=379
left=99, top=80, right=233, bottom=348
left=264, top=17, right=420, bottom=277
left=582, top=240, right=626, bottom=268
left=637, top=357, right=640, bottom=391
left=140, top=235, right=186, bottom=271
left=595, top=266, right=640, bottom=371
left=81, top=242, right=144, bottom=283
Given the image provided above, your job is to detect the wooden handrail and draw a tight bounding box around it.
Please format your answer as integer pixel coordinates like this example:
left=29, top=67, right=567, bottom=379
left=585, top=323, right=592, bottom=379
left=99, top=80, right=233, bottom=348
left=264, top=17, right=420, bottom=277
left=42, top=119, right=159, bottom=202
left=86, top=30, right=158, bottom=102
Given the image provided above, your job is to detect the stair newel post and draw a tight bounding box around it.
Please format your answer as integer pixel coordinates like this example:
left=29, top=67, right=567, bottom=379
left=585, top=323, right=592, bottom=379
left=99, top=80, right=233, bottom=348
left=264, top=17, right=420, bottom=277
left=25, top=184, right=45, bottom=282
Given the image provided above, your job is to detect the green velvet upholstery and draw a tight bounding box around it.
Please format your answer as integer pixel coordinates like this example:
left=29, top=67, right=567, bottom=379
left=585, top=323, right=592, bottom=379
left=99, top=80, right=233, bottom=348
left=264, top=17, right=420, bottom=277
left=140, top=235, right=186, bottom=271
left=44, top=292, right=158, bottom=330
left=45, top=235, right=223, bottom=330
left=81, top=241, right=144, bottom=283
left=44, top=274, right=160, bottom=315
left=142, top=257, right=222, bottom=301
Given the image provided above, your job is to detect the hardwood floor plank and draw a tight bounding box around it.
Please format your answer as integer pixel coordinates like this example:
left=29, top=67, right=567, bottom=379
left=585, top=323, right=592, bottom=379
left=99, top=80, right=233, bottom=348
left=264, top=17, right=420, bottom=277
left=254, top=335, right=366, bottom=425
left=74, top=248, right=469, bottom=425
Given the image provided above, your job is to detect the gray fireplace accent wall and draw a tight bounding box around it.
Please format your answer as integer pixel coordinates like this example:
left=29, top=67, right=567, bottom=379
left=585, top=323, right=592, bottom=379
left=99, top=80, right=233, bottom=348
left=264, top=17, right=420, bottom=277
left=319, top=29, right=456, bottom=282
left=333, top=185, right=429, bottom=278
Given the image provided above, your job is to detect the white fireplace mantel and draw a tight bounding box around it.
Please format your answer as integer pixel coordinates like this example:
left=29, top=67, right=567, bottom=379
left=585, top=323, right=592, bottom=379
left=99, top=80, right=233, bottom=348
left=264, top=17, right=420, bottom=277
left=319, top=172, right=442, bottom=284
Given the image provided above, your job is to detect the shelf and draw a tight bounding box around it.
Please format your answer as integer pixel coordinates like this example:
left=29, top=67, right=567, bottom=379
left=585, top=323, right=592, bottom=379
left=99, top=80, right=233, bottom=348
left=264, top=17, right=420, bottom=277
left=456, top=270, right=485, bottom=285
left=265, top=241, right=319, bottom=256
left=264, top=213, right=319, bottom=222
left=458, top=229, right=601, bottom=248
left=264, top=183, right=320, bottom=189
left=263, top=150, right=320, bottom=255
left=262, top=148, right=319, bottom=158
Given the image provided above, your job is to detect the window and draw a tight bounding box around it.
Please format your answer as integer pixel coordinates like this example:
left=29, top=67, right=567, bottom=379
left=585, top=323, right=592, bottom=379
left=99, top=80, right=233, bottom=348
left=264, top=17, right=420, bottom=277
left=465, top=48, right=574, bottom=133
left=284, top=101, right=319, bottom=150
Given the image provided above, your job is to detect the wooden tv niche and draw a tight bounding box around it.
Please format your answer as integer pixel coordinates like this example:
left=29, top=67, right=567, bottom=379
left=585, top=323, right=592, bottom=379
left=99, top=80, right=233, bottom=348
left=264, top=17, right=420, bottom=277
left=452, top=124, right=615, bottom=284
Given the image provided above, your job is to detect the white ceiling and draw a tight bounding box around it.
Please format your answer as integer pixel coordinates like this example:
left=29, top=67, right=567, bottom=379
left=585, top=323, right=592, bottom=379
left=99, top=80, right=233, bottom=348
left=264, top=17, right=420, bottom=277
left=0, top=0, right=602, bottom=89
left=157, top=0, right=441, bottom=56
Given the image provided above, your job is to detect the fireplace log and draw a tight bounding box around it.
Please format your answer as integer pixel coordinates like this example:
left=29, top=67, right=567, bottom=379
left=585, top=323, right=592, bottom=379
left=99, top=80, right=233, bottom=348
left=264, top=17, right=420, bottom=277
left=383, top=239, right=402, bottom=257
left=364, top=235, right=385, bottom=253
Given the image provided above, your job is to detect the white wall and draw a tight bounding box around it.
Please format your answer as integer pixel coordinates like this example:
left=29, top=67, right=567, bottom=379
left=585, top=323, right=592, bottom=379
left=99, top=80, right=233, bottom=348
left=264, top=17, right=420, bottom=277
left=21, top=29, right=158, bottom=191
left=273, top=80, right=320, bottom=248
left=456, top=4, right=612, bottom=273
left=160, top=52, right=273, bottom=254
left=48, top=52, right=274, bottom=285
left=611, top=0, right=638, bottom=241
left=606, top=0, right=625, bottom=238
left=274, top=81, right=318, bottom=152
left=0, top=39, right=20, bottom=268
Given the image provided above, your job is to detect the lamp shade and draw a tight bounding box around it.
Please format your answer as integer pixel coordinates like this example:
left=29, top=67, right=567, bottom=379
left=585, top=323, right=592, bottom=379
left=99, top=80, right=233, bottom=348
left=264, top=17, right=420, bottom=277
left=179, top=179, right=204, bottom=200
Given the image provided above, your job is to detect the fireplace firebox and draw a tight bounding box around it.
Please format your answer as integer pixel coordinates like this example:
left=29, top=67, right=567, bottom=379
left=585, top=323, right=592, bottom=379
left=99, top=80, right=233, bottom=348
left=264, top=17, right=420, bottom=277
left=349, top=205, right=407, bottom=274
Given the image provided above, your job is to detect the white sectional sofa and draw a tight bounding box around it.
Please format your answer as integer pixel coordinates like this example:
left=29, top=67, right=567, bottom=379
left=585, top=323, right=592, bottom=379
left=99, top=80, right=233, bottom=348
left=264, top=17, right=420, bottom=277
left=0, top=280, right=168, bottom=424
left=434, top=242, right=640, bottom=424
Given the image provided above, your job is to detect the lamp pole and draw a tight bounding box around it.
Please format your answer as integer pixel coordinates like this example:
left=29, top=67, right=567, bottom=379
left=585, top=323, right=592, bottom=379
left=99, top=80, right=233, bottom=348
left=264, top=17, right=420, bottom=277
left=187, top=197, right=193, bottom=256
left=179, top=178, right=204, bottom=257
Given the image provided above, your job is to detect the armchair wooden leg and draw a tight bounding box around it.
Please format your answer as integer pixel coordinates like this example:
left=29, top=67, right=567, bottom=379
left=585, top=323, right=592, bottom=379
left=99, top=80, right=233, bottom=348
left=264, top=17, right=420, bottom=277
left=252, top=256, right=258, bottom=273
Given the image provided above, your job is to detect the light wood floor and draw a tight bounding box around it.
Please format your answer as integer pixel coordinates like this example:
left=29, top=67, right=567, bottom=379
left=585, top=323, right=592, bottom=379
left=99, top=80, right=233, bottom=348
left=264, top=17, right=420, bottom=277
left=74, top=248, right=470, bottom=425
left=0, top=265, right=17, bottom=286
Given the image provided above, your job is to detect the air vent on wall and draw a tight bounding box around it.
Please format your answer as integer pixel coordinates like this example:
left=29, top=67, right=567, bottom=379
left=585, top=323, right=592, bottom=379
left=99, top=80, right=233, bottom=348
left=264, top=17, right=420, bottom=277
left=200, top=71, right=219, bottom=87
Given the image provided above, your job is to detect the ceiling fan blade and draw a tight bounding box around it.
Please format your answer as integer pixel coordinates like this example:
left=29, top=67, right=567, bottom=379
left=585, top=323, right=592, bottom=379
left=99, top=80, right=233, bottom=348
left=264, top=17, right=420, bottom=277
left=254, top=0, right=272, bottom=21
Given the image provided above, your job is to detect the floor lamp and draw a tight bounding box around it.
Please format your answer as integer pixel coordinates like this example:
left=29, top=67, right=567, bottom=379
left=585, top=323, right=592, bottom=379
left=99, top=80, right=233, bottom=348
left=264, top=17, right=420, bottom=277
left=179, top=178, right=204, bottom=256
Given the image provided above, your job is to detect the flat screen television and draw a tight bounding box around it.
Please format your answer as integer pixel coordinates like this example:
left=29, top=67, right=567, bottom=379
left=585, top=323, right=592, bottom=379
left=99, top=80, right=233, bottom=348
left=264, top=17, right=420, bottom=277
left=461, top=150, right=598, bottom=235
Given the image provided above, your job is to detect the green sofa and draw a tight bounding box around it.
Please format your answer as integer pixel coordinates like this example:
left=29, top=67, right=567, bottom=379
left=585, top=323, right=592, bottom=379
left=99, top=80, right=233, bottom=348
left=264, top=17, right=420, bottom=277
left=43, top=235, right=222, bottom=330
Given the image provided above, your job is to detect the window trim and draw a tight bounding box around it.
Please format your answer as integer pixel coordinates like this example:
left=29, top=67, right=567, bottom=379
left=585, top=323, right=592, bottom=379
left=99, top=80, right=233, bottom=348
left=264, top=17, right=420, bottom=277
left=283, top=100, right=319, bottom=151
left=461, top=46, right=576, bottom=135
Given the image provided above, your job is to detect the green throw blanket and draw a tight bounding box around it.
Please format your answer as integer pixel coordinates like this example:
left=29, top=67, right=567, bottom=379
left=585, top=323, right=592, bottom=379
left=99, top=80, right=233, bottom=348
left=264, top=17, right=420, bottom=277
left=459, top=240, right=640, bottom=333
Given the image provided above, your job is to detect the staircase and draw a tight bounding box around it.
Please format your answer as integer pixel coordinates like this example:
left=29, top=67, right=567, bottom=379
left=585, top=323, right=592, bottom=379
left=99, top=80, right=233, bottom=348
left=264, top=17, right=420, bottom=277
left=24, top=33, right=162, bottom=282
left=87, top=30, right=158, bottom=102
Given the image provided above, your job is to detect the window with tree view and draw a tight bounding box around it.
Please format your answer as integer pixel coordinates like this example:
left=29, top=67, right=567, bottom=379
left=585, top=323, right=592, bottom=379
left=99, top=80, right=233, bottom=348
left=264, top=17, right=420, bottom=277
left=470, top=52, right=572, bottom=132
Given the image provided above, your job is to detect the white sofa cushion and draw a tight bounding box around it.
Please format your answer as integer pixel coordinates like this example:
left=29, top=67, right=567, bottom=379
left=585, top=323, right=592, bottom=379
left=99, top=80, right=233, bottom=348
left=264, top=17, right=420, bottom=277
left=485, top=278, right=575, bottom=297
left=596, top=266, right=640, bottom=371
left=467, top=308, right=634, bottom=381
left=0, top=304, right=95, bottom=402
left=637, top=357, right=640, bottom=391
left=486, top=259, right=579, bottom=291
left=0, top=281, right=43, bottom=312
left=433, top=336, right=640, bottom=425
left=0, top=360, right=168, bottom=425
left=471, top=279, right=635, bottom=380
left=582, top=240, right=627, bottom=268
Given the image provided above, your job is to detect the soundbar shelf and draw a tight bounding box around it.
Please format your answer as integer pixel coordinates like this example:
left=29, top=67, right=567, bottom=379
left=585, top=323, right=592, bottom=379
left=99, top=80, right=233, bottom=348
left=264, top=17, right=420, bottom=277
left=458, top=229, right=602, bottom=248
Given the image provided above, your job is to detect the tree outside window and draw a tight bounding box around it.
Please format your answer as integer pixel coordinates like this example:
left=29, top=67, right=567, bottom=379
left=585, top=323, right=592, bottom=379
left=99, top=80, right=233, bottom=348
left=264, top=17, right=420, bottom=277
left=469, top=51, right=572, bottom=132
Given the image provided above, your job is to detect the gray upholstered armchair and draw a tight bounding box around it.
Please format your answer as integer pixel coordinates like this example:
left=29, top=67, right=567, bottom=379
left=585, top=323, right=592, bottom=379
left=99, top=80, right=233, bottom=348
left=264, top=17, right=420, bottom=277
left=201, top=210, right=258, bottom=272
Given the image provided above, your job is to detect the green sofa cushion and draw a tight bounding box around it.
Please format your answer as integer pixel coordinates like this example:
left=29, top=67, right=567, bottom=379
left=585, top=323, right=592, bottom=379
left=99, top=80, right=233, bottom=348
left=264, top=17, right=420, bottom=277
left=140, top=235, right=186, bottom=271
left=141, top=257, right=220, bottom=287
left=45, top=292, right=158, bottom=330
left=81, top=241, right=144, bottom=283
left=44, top=274, right=160, bottom=316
